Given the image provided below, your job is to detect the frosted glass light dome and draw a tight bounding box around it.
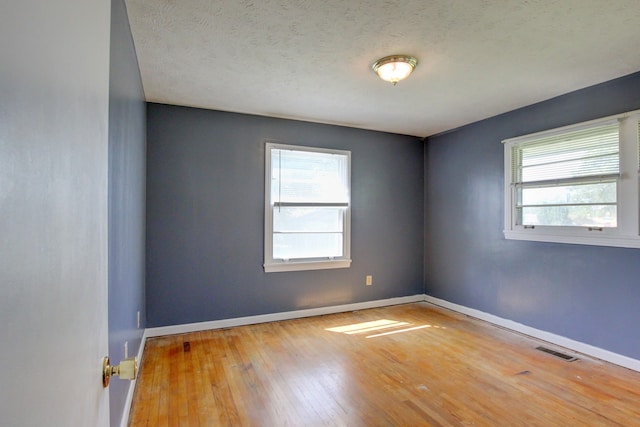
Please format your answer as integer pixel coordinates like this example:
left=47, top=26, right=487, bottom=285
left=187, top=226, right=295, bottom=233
left=372, top=55, right=418, bottom=85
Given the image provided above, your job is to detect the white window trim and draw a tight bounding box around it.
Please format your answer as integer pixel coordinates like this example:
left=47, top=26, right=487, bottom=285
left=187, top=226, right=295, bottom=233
left=264, top=142, right=352, bottom=273
left=503, top=110, right=640, bottom=249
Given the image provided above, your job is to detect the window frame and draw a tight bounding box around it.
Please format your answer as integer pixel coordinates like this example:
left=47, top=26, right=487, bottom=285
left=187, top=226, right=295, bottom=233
left=264, top=142, right=352, bottom=272
left=503, top=110, right=640, bottom=249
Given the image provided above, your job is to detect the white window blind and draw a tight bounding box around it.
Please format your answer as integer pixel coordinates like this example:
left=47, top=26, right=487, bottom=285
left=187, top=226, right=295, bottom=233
left=513, top=123, right=620, bottom=185
left=271, top=148, right=349, bottom=206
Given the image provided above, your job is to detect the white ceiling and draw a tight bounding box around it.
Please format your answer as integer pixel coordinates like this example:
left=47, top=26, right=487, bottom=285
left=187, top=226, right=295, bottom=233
left=125, top=0, right=640, bottom=138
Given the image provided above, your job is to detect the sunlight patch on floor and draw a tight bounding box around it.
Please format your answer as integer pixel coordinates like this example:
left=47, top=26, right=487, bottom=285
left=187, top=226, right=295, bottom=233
left=325, top=319, right=406, bottom=334
left=366, top=324, right=433, bottom=338
left=326, top=319, right=445, bottom=338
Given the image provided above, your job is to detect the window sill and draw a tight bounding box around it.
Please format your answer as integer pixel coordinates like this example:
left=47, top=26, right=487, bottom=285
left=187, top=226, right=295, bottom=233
left=264, top=259, right=352, bottom=273
left=504, top=230, right=640, bottom=249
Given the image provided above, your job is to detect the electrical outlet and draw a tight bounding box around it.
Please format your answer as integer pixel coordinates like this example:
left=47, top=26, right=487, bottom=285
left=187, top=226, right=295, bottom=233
left=366, top=275, right=373, bottom=286
left=137, top=311, right=140, bottom=329
left=124, top=341, right=128, bottom=359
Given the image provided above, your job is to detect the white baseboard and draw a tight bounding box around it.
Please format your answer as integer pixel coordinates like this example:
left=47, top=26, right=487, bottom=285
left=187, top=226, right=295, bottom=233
left=144, top=294, right=425, bottom=338
left=119, top=332, right=147, bottom=427
left=423, top=295, right=640, bottom=373
left=142, top=293, right=640, bottom=372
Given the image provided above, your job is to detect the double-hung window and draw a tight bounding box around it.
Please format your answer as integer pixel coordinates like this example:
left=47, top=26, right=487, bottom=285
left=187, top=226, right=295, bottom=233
left=264, top=142, right=352, bottom=272
left=503, top=110, right=640, bottom=248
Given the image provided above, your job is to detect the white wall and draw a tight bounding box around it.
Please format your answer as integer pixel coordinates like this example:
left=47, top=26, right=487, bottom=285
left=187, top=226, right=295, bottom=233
left=0, top=0, right=112, bottom=425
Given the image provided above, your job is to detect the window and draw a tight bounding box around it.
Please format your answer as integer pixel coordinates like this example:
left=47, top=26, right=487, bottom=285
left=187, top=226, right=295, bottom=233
left=264, top=143, right=351, bottom=272
left=503, top=110, right=640, bottom=248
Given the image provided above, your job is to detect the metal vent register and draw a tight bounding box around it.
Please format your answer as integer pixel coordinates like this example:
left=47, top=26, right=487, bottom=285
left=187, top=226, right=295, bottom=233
left=536, top=346, right=579, bottom=362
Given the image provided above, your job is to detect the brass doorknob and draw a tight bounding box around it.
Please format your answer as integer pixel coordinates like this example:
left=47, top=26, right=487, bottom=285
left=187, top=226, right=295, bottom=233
left=102, top=356, right=138, bottom=388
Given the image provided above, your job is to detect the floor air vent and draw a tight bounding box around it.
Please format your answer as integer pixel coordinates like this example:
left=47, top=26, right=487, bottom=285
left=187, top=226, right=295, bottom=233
left=536, top=346, right=578, bottom=362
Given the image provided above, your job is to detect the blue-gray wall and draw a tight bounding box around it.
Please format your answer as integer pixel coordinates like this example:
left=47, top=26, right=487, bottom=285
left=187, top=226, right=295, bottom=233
left=108, top=0, right=146, bottom=424
left=146, top=104, right=424, bottom=327
left=425, top=71, right=640, bottom=360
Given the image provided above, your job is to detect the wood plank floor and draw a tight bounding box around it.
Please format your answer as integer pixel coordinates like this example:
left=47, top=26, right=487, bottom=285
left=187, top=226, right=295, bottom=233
left=128, top=303, right=640, bottom=426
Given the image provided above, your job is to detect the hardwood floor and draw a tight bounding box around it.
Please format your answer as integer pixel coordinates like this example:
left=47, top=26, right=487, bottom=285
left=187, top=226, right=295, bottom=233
left=129, top=303, right=640, bottom=426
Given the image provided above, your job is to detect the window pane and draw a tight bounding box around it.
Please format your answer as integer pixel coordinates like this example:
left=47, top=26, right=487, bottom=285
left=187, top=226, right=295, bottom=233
left=271, top=149, right=348, bottom=204
left=273, top=233, right=343, bottom=259
left=274, top=207, right=343, bottom=232
left=519, top=182, right=616, bottom=206
left=518, top=205, right=616, bottom=227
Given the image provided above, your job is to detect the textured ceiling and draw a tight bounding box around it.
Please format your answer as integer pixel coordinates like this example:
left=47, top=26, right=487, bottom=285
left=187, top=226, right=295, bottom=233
left=125, top=0, right=640, bottom=138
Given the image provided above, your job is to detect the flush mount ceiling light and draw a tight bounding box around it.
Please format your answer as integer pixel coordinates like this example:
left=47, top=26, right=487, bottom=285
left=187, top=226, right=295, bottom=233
left=372, top=55, right=418, bottom=85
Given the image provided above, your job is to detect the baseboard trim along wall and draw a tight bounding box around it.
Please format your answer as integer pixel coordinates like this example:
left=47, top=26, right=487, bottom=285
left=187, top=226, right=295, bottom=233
left=144, top=294, right=425, bottom=338
left=422, top=295, right=640, bottom=373
left=137, top=293, right=639, bottom=394
left=120, top=333, right=147, bottom=427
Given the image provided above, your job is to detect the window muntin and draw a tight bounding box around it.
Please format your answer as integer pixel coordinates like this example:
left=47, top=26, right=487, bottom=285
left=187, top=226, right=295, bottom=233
left=265, top=143, right=351, bottom=272
left=503, top=111, right=640, bottom=248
